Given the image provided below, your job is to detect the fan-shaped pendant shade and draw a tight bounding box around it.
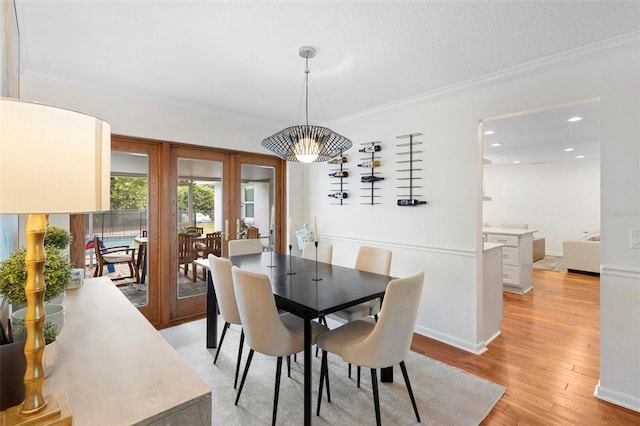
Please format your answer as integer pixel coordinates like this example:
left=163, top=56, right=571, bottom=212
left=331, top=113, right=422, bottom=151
left=261, top=124, right=352, bottom=163
left=261, top=46, right=352, bottom=163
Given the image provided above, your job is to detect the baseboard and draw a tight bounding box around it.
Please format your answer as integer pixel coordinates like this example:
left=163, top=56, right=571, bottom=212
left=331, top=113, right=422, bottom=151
left=415, top=324, right=487, bottom=355
left=594, top=381, right=640, bottom=414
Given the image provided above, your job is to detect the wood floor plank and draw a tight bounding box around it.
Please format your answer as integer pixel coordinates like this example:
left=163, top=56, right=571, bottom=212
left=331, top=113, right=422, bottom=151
left=410, top=268, right=640, bottom=425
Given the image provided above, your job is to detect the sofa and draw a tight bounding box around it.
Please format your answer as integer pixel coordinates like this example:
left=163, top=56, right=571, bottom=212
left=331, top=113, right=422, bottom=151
left=563, top=232, right=600, bottom=274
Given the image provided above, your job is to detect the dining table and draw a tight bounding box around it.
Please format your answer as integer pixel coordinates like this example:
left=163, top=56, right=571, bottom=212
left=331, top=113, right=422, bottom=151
left=204, top=251, right=392, bottom=426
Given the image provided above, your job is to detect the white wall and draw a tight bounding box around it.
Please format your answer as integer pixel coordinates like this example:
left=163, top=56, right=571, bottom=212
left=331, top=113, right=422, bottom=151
left=21, top=46, right=640, bottom=412
left=483, top=160, right=600, bottom=254
left=304, top=48, right=639, bottom=410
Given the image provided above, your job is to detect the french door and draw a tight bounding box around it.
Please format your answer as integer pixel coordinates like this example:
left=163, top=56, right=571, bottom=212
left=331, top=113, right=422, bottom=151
left=75, top=135, right=285, bottom=327
left=168, top=147, right=286, bottom=323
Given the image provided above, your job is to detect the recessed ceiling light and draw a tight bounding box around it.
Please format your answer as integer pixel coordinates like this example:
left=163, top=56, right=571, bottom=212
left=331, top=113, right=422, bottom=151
left=491, top=143, right=502, bottom=147
left=513, top=160, right=520, bottom=164
left=567, top=116, right=583, bottom=122
left=564, top=148, right=574, bottom=152
left=576, top=155, right=585, bottom=159
left=483, top=130, right=495, bottom=135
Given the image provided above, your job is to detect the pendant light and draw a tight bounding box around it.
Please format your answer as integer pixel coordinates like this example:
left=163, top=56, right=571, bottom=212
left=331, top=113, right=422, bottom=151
left=261, top=46, right=352, bottom=163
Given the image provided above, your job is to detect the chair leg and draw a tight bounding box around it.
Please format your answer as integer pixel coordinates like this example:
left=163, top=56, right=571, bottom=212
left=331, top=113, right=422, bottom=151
left=317, top=350, right=331, bottom=416
left=234, top=329, right=244, bottom=389
left=213, top=322, right=230, bottom=364
left=357, top=365, right=361, bottom=388
left=371, top=368, right=381, bottom=426
left=235, top=349, right=254, bottom=405
left=348, top=363, right=351, bottom=378
left=273, top=356, right=283, bottom=426
left=286, top=355, right=291, bottom=377
left=400, top=361, right=421, bottom=422
left=324, top=351, right=331, bottom=404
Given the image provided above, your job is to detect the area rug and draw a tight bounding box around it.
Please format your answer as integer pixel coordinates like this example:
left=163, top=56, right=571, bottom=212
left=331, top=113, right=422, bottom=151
left=160, top=319, right=505, bottom=425
left=533, top=255, right=564, bottom=272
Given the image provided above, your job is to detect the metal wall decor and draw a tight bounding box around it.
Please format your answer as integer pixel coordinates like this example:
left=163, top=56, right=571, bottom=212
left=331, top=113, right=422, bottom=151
left=359, top=141, right=383, bottom=205
left=396, top=133, right=427, bottom=206
left=327, top=150, right=349, bottom=205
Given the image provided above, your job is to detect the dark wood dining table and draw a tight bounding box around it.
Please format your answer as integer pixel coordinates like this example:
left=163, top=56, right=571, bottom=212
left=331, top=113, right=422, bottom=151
left=204, top=251, right=392, bottom=426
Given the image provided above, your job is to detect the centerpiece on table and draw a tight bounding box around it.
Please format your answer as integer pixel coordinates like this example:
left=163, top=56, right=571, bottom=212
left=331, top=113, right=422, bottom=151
left=295, top=223, right=315, bottom=251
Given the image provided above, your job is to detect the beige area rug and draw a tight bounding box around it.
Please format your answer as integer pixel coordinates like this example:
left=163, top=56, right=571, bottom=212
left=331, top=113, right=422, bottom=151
left=160, top=319, right=505, bottom=425
left=533, top=255, right=564, bottom=272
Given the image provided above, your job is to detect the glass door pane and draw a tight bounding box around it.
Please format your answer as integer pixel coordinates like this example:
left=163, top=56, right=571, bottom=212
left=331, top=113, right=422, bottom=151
left=86, top=150, right=150, bottom=306
left=176, top=157, right=224, bottom=299
left=236, top=162, right=276, bottom=251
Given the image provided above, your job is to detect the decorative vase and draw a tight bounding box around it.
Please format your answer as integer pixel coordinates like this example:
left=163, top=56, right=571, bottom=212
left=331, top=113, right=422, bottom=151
left=11, top=304, right=65, bottom=335
left=0, top=334, right=26, bottom=410
left=47, top=292, right=65, bottom=305
left=43, top=340, right=58, bottom=377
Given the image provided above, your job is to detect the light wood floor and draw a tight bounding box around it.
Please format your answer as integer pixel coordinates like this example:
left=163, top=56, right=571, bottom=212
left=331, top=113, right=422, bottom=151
left=411, top=269, right=640, bottom=425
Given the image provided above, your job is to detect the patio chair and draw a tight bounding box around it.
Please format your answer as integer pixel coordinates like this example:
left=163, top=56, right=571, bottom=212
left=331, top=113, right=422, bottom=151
left=93, top=235, right=139, bottom=282
left=178, top=233, right=197, bottom=282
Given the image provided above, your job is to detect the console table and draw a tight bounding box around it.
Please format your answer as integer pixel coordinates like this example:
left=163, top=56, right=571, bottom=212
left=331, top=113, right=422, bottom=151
left=483, top=227, right=537, bottom=294
left=42, top=277, right=211, bottom=425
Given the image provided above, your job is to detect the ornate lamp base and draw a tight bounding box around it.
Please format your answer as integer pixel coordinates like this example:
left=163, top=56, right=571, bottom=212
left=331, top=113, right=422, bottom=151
left=2, top=393, right=71, bottom=425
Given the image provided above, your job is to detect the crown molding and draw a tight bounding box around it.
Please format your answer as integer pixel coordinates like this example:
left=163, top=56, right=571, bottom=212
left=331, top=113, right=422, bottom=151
left=326, top=31, right=640, bottom=126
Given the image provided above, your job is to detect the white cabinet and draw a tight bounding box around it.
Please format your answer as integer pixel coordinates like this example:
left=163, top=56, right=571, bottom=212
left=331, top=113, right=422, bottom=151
left=483, top=242, right=503, bottom=344
left=483, top=227, right=536, bottom=294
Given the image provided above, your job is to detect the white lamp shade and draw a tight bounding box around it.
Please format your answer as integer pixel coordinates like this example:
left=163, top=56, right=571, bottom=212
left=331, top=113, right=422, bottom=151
left=0, top=98, right=111, bottom=214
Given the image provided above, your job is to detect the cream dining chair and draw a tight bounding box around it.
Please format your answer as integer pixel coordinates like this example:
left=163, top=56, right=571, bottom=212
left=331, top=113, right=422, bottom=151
left=228, top=238, right=263, bottom=256
left=331, top=245, right=392, bottom=322
left=232, top=266, right=329, bottom=426
left=208, top=254, right=244, bottom=389
left=301, top=241, right=333, bottom=263
left=316, top=271, right=424, bottom=425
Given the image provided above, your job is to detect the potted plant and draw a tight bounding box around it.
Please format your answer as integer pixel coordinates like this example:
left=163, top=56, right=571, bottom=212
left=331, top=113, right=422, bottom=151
left=0, top=225, right=73, bottom=331
left=0, top=245, right=72, bottom=306
left=42, top=322, right=59, bottom=377
left=44, top=224, right=72, bottom=251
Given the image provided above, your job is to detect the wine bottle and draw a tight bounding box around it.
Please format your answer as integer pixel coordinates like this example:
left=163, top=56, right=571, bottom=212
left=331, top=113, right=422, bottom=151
left=358, top=145, right=381, bottom=153
left=397, top=199, right=427, bottom=206
left=357, top=160, right=380, bottom=168
left=361, top=175, right=385, bottom=183
left=328, top=192, right=348, bottom=199
left=327, top=156, right=348, bottom=164
left=328, top=170, right=349, bottom=178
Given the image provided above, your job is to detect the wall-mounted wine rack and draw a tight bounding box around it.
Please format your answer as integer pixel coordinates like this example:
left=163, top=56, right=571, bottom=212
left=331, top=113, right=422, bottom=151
left=327, top=149, right=348, bottom=205
left=359, top=141, right=383, bottom=205
left=396, top=133, right=427, bottom=206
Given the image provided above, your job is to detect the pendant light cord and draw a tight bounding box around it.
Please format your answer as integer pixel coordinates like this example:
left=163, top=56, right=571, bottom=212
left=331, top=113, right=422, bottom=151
left=305, top=56, right=310, bottom=126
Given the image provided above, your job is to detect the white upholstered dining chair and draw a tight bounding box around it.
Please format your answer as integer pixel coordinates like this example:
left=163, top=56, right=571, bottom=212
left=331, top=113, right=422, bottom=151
left=208, top=254, right=243, bottom=389
left=331, top=245, right=392, bottom=322
left=231, top=266, right=329, bottom=426
left=301, top=241, right=333, bottom=263
left=228, top=238, right=263, bottom=256
left=316, top=271, right=424, bottom=425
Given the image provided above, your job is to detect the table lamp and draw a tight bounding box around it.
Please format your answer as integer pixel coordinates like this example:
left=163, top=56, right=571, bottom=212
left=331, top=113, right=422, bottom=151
left=0, top=98, right=110, bottom=424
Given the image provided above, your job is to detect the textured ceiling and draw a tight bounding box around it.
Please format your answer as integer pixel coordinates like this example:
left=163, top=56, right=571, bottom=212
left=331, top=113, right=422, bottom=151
left=14, top=1, right=640, bottom=166
left=16, top=1, right=640, bottom=127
